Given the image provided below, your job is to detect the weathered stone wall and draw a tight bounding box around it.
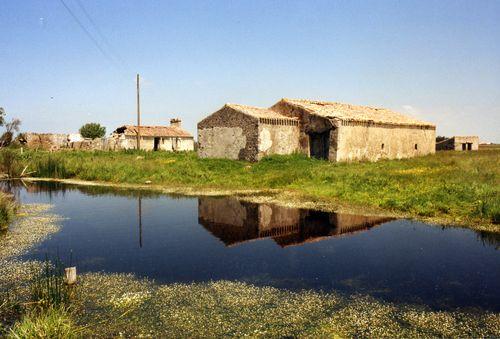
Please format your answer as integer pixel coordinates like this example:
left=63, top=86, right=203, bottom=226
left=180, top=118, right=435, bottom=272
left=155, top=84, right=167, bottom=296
left=336, top=123, right=436, bottom=162
left=24, top=133, right=70, bottom=150
left=270, top=101, right=334, bottom=157
left=257, top=123, right=300, bottom=160
left=197, top=106, right=259, bottom=161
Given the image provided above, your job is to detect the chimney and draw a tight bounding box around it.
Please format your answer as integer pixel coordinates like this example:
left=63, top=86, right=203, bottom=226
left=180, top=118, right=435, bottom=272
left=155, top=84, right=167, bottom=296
left=170, top=118, right=181, bottom=128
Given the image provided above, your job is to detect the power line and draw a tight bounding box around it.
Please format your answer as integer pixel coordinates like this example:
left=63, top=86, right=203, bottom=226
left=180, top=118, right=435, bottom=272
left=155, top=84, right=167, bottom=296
left=74, top=0, right=123, bottom=64
left=59, top=0, right=114, bottom=63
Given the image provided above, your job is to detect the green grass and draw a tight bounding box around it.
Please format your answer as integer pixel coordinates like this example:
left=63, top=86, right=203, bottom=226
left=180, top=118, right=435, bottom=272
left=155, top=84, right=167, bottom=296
left=5, top=148, right=500, bottom=229
left=0, top=192, right=17, bottom=232
left=8, top=306, right=78, bottom=339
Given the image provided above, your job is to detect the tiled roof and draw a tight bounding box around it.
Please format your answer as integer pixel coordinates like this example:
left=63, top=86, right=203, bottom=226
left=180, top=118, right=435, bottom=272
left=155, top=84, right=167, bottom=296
left=114, top=125, right=193, bottom=138
left=278, top=98, right=435, bottom=127
left=226, top=103, right=298, bottom=121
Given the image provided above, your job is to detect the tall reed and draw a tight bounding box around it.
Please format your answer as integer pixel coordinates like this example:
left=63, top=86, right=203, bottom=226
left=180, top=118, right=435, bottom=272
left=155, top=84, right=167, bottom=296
left=30, top=257, right=70, bottom=309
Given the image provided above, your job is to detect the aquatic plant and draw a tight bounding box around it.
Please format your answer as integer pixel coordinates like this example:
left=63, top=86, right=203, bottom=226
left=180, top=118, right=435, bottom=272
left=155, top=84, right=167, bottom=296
left=29, top=257, right=70, bottom=309
left=71, top=274, right=500, bottom=338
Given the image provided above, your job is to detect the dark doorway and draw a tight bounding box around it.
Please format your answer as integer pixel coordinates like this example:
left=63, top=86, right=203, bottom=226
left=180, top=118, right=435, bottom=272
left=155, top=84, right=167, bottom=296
left=467, top=143, right=472, bottom=151
left=154, top=137, right=160, bottom=151
left=309, top=131, right=330, bottom=160
left=462, top=143, right=466, bottom=151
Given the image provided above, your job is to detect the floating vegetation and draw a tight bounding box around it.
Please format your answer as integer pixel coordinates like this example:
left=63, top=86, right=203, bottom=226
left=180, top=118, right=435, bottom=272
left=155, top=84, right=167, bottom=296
left=0, top=204, right=61, bottom=260
left=0, top=204, right=61, bottom=302
left=72, top=274, right=500, bottom=338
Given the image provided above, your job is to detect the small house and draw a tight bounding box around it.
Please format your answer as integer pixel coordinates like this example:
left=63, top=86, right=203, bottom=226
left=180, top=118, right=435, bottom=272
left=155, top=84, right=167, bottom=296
left=436, top=136, right=479, bottom=151
left=111, top=119, right=194, bottom=151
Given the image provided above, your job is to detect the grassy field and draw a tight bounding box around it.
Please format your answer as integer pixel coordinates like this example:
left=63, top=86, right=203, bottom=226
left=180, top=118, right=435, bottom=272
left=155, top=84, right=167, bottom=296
left=2, top=148, right=499, bottom=231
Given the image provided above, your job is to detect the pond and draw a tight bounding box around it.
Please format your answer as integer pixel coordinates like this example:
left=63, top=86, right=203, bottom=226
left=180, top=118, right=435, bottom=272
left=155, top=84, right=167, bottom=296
left=5, top=181, right=500, bottom=311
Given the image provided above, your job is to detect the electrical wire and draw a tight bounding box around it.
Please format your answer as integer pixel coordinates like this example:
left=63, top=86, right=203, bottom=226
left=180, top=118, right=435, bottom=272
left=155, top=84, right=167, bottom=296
left=59, top=0, right=115, bottom=64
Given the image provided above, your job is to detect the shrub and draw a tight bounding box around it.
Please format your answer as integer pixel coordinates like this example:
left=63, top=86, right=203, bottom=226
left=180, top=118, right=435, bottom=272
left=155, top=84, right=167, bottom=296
left=79, top=123, right=106, bottom=139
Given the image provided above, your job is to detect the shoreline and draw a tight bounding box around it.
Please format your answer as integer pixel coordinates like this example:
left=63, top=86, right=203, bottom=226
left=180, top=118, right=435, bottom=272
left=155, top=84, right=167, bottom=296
left=22, top=177, right=499, bottom=234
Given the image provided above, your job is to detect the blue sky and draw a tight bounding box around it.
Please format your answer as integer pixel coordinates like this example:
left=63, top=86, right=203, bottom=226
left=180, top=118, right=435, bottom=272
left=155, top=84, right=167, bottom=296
left=1, top=0, right=499, bottom=141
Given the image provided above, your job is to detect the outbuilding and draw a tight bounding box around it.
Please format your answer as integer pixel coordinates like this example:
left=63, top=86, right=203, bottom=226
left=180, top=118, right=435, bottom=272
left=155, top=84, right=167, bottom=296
left=436, top=136, right=479, bottom=151
left=111, top=119, right=194, bottom=152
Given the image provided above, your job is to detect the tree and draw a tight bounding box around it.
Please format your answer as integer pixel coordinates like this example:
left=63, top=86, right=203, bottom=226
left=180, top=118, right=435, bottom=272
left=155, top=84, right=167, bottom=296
left=0, top=107, right=5, bottom=127
left=79, top=123, right=106, bottom=139
left=0, top=118, right=21, bottom=147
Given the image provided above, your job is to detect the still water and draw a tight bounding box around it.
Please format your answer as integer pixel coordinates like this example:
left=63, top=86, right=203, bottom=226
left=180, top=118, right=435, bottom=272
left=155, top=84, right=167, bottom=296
left=7, top=182, right=500, bottom=311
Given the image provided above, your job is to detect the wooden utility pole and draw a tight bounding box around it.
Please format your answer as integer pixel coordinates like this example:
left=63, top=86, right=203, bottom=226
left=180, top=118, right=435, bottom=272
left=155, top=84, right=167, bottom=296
left=136, top=73, right=141, bottom=150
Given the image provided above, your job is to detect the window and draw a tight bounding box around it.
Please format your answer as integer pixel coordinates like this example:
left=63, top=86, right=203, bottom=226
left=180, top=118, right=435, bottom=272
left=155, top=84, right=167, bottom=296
left=381, top=143, right=384, bottom=150
left=414, top=144, right=418, bottom=150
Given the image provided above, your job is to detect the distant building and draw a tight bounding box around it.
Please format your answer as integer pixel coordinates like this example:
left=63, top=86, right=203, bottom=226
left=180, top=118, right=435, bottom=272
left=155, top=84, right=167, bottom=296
left=198, top=98, right=436, bottom=162
left=111, top=119, right=194, bottom=151
left=436, top=136, right=479, bottom=151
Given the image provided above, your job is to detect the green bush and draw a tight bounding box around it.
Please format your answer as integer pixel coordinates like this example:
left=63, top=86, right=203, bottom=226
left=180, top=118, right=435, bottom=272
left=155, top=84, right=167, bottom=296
left=79, top=123, right=106, bottom=139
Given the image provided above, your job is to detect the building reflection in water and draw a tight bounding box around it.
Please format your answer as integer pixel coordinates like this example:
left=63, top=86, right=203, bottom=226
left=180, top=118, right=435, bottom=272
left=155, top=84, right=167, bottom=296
left=198, top=196, right=394, bottom=247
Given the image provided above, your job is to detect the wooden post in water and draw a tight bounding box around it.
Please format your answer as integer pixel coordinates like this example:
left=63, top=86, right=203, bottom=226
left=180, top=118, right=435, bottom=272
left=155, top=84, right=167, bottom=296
left=65, top=267, right=77, bottom=285
left=136, top=73, right=141, bottom=150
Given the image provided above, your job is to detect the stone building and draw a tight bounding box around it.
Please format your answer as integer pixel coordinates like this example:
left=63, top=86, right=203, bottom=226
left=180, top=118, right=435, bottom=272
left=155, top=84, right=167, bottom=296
left=436, top=136, right=479, bottom=151
left=198, top=98, right=436, bottom=162
left=110, top=119, right=194, bottom=151
left=197, top=104, right=300, bottom=161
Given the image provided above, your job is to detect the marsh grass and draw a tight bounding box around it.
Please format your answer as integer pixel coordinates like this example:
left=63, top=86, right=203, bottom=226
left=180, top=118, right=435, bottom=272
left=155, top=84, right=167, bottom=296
left=5, top=258, right=74, bottom=338
left=0, top=148, right=23, bottom=178
left=0, top=192, right=17, bottom=232
left=8, top=306, right=77, bottom=339
left=10, top=149, right=499, bottom=228
left=29, top=257, right=70, bottom=309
